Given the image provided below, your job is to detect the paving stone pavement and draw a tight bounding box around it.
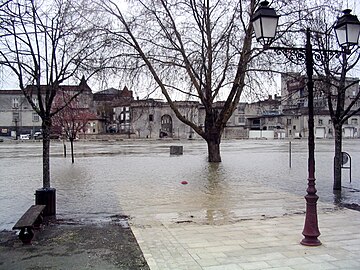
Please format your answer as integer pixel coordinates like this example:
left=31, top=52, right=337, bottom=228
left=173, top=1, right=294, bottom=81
left=126, top=188, right=360, bottom=270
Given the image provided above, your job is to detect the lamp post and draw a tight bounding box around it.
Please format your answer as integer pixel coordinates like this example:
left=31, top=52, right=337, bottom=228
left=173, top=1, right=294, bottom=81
left=252, top=1, right=360, bottom=246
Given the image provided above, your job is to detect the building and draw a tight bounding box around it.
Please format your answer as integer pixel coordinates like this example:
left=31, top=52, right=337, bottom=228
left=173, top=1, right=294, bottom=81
left=0, top=78, right=97, bottom=138
left=93, top=86, right=134, bottom=132
left=1, top=74, right=359, bottom=140
left=113, top=99, right=200, bottom=139
left=0, top=89, right=41, bottom=137
left=281, top=73, right=360, bottom=139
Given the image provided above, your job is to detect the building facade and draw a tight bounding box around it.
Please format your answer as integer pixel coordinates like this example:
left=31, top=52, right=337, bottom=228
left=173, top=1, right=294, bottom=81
left=114, top=99, right=200, bottom=139
left=0, top=79, right=100, bottom=138
left=0, top=90, right=41, bottom=137
left=1, top=74, right=359, bottom=140
left=281, top=73, right=360, bottom=139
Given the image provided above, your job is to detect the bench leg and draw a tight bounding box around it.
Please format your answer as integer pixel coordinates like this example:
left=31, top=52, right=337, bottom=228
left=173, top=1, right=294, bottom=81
left=19, top=227, right=34, bottom=245
left=34, top=214, right=44, bottom=229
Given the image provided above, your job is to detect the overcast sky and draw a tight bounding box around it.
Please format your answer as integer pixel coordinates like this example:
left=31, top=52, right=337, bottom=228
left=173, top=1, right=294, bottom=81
left=0, top=0, right=359, bottom=100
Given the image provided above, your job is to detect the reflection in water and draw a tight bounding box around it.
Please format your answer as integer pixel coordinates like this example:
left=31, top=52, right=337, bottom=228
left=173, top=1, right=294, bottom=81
left=1, top=139, right=359, bottom=230
left=203, top=163, right=230, bottom=224
left=333, top=190, right=343, bottom=205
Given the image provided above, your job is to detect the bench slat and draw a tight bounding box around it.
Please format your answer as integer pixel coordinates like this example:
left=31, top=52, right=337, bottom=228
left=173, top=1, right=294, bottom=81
left=13, top=205, right=46, bottom=229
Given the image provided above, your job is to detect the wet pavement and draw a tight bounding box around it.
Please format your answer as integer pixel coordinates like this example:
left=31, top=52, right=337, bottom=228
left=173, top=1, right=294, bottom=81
left=0, top=217, right=149, bottom=270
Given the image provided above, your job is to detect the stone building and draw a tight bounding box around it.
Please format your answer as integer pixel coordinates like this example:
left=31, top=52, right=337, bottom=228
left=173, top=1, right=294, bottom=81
left=0, top=89, right=41, bottom=137
left=1, top=74, right=359, bottom=140
left=93, top=86, right=134, bottom=132
left=114, top=99, right=200, bottom=139
left=0, top=79, right=100, bottom=138
left=281, top=73, right=360, bottom=139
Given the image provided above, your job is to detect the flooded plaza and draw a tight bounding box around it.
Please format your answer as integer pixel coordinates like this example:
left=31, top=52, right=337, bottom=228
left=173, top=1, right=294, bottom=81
left=1, top=138, right=359, bottom=231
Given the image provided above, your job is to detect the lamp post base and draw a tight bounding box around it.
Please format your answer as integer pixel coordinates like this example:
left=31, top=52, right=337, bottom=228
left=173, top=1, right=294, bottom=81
left=301, top=189, right=321, bottom=246
left=35, top=188, right=56, bottom=216
left=301, top=236, right=321, bottom=246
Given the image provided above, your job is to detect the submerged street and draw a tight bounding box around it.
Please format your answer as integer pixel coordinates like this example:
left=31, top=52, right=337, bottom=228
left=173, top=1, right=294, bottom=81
left=1, top=138, right=359, bottom=230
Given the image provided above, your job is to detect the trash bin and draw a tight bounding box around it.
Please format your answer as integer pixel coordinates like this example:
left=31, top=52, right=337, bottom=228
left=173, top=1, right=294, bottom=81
left=170, top=145, right=183, bottom=155
left=35, top=188, right=56, bottom=216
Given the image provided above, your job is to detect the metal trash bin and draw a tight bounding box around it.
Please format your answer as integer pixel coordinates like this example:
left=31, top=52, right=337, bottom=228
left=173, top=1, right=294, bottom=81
left=35, top=188, right=56, bottom=216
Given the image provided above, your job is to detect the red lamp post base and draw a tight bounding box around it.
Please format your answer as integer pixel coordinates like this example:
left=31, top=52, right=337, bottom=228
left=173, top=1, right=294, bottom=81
left=300, top=182, right=321, bottom=246
left=301, top=236, right=322, bottom=246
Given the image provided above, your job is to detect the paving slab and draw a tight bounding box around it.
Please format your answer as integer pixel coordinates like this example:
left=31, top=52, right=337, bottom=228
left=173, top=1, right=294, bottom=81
left=128, top=188, right=360, bottom=270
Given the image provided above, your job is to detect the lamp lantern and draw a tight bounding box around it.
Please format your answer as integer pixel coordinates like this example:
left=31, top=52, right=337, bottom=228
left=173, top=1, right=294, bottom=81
left=334, top=9, right=360, bottom=49
left=251, top=1, right=280, bottom=46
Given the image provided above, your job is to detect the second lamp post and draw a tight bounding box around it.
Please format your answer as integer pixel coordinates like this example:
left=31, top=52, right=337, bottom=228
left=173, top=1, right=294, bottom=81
left=251, top=0, right=360, bottom=246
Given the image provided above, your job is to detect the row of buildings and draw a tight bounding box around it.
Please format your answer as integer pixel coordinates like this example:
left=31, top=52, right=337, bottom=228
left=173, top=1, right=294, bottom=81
left=0, top=74, right=359, bottom=140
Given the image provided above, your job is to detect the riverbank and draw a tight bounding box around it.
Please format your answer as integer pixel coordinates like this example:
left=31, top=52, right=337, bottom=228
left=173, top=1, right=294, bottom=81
left=0, top=217, right=149, bottom=270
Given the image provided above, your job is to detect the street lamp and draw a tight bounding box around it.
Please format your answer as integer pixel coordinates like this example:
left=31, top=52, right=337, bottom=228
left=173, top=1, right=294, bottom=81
left=334, top=9, right=360, bottom=50
left=252, top=1, right=360, bottom=246
left=251, top=1, right=280, bottom=47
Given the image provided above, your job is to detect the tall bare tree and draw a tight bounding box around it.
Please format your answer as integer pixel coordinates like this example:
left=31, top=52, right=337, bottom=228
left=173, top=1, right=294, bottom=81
left=0, top=0, right=110, bottom=190
left=98, top=0, right=261, bottom=162
left=294, top=3, right=360, bottom=191
left=259, top=1, right=359, bottom=191
left=315, top=34, right=360, bottom=191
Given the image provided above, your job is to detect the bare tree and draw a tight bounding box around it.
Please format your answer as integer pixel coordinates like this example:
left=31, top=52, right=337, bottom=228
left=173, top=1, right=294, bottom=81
left=0, top=0, right=110, bottom=191
left=52, top=86, right=95, bottom=163
left=261, top=1, right=359, bottom=191
left=98, top=0, right=261, bottom=162
left=292, top=3, right=360, bottom=191
left=315, top=35, right=360, bottom=191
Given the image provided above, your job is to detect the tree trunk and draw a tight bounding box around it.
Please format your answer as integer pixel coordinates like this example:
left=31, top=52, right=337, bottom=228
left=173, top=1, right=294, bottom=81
left=204, top=110, right=222, bottom=162
left=70, top=138, right=75, bottom=164
left=333, top=124, right=342, bottom=190
left=207, top=138, right=221, bottom=162
left=42, top=118, right=51, bottom=189
left=63, top=141, right=67, bottom=158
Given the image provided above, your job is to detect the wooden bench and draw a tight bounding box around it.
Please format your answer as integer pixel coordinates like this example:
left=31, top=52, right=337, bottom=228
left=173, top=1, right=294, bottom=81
left=13, top=205, right=46, bottom=244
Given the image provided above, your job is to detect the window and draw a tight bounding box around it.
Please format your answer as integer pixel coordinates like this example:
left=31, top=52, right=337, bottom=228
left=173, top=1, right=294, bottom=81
left=351, top=118, right=358, bottom=125
left=253, top=119, right=260, bottom=125
left=125, top=106, right=130, bottom=111
left=293, top=125, right=296, bottom=130
left=149, top=114, right=154, bottom=121
left=238, top=116, right=245, bottom=124
left=328, top=119, right=332, bottom=125
left=12, top=112, right=19, bottom=122
left=237, top=103, right=246, bottom=113
left=32, top=113, right=39, bottom=122
left=12, top=98, right=19, bottom=108
left=125, top=113, right=130, bottom=121
left=287, top=119, right=292, bottom=125
left=318, top=119, right=323, bottom=125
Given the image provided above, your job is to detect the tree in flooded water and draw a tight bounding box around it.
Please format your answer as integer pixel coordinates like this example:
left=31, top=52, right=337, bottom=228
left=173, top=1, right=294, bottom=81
left=98, top=0, right=270, bottom=162
left=52, top=79, right=96, bottom=164
left=316, top=55, right=360, bottom=191
left=0, top=0, right=110, bottom=190
left=309, top=8, right=360, bottom=191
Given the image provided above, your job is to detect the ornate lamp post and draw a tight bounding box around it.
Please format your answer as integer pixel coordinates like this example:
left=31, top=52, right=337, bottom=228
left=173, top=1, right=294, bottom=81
left=252, top=1, right=360, bottom=246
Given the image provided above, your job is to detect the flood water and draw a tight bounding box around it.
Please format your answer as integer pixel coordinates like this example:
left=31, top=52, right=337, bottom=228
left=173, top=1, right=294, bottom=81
left=1, top=139, right=359, bottom=230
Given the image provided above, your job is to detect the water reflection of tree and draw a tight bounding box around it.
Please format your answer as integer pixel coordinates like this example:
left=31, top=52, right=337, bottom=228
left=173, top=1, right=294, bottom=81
left=203, top=163, right=230, bottom=224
